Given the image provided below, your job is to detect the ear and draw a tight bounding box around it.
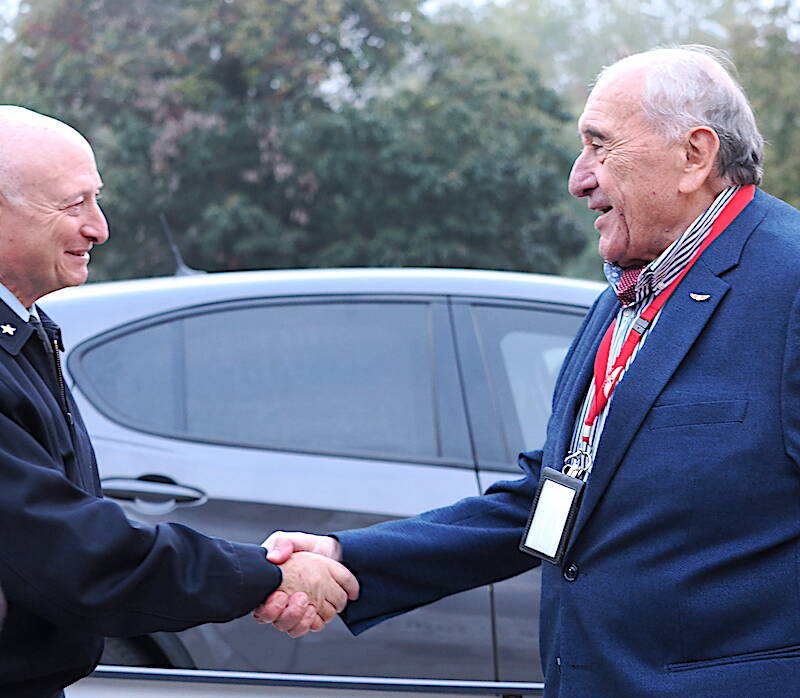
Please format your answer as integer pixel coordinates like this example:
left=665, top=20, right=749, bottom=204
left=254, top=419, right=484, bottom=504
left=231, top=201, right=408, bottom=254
left=678, top=126, right=720, bottom=194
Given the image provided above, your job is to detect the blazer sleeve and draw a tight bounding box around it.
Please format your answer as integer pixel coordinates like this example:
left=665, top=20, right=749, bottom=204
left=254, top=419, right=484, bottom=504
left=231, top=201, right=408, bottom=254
left=0, top=408, right=281, bottom=637
left=335, top=289, right=610, bottom=635
left=337, top=449, right=543, bottom=634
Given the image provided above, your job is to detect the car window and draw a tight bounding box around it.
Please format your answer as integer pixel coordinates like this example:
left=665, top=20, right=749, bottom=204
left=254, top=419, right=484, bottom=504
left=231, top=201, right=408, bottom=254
left=75, top=299, right=448, bottom=462
left=470, top=304, right=582, bottom=454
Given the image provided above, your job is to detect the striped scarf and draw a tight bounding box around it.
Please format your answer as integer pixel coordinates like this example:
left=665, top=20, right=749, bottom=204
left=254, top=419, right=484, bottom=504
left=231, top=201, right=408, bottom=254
left=604, top=186, right=739, bottom=306
left=569, top=185, right=741, bottom=471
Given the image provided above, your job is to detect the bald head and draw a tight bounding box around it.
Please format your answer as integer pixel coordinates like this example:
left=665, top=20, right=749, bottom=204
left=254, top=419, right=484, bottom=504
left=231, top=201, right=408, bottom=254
left=593, top=46, right=763, bottom=186
left=0, top=106, right=94, bottom=205
left=0, top=106, right=107, bottom=306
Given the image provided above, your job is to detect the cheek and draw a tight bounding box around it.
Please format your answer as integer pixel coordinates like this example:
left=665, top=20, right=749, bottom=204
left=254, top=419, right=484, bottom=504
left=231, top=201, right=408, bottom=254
left=53, top=221, right=78, bottom=250
left=601, top=163, right=657, bottom=214
left=603, top=155, right=633, bottom=184
left=596, top=154, right=627, bottom=190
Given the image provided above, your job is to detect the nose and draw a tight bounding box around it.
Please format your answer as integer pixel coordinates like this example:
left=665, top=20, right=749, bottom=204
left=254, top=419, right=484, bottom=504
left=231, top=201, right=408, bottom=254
left=568, top=149, right=597, bottom=199
left=81, top=200, right=109, bottom=245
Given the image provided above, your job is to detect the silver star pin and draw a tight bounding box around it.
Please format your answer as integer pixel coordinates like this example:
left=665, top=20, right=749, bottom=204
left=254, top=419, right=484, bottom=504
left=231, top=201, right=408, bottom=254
left=1, top=324, right=16, bottom=335
left=689, top=293, right=711, bottom=302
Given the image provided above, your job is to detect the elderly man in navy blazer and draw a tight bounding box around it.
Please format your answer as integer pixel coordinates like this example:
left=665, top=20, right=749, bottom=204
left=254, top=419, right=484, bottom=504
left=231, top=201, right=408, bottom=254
left=259, top=45, right=800, bottom=696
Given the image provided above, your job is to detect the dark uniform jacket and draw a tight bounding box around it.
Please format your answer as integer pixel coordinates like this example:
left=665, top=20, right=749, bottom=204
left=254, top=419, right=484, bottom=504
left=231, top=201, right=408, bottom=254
left=337, top=190, right=800, bottom=696
left=0, top=303, right=280, bottom=698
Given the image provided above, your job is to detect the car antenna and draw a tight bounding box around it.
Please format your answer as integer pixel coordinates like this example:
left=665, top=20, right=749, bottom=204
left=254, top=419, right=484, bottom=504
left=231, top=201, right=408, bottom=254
left=159, top=212, right=205, bottom=276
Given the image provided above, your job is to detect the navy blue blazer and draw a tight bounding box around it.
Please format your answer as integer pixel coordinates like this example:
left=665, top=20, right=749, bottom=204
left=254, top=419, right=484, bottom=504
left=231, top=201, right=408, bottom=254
left=337, top=189, right=800, bottom=697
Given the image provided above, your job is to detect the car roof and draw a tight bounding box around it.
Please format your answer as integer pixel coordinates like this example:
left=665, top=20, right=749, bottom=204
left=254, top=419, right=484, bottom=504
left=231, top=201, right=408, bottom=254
left=40, top=268, right=605, bottom=348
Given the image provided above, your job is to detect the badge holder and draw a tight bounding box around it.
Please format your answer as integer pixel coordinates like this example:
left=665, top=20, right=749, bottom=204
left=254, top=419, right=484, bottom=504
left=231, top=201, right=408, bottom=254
left=519, top=467, right=585, bottom=566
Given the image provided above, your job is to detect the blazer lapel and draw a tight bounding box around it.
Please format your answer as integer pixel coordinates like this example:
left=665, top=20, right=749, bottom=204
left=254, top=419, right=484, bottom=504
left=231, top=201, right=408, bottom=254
left=567, top=190, right=769, bottom=546
left=569, top=265, right=729, bottom=543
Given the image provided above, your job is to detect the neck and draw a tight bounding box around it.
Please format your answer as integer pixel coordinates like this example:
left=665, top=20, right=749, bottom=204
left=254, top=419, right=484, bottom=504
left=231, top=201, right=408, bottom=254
left=0, top=272, right=36, bottom=309
left=652, top=185, right=728, bottom=262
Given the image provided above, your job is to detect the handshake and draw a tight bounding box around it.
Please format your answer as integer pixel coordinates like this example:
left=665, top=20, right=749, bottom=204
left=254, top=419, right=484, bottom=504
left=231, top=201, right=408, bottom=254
left=253, top=531, right=357, bottom=638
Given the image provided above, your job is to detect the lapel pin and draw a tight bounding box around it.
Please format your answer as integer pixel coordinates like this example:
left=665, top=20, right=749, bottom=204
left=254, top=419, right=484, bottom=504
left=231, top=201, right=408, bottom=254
left=689, top=293, right=711, bottom=302
left=1, top=324, right=16, bottom=335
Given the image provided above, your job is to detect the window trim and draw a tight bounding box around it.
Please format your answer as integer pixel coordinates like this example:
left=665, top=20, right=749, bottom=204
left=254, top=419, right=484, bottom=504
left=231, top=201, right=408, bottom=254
left=450, top=298, right=589, bottom=473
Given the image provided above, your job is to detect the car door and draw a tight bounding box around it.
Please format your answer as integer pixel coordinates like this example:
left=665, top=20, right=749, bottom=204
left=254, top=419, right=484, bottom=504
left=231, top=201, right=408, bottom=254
left=450, top=297, right=589, bottom=682
left=67, top=293, right=495, bottom=679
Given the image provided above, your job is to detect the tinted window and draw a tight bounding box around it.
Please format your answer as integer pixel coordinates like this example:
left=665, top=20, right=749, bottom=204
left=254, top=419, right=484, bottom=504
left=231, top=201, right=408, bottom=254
left=471, top=304, right=582, bottom=454
left=77, top=300, right=444, bottom=461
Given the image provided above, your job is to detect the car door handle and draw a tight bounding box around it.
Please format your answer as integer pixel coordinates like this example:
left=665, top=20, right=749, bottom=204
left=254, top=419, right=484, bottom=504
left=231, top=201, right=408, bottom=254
left=101, top=475, right=207, bottom=515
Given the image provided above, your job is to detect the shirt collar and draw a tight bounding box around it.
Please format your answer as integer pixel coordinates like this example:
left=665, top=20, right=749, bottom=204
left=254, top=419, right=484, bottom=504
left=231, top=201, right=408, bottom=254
left=604, top=185, right=739, bottom=307
left=0, top=281, right=31, bottom=321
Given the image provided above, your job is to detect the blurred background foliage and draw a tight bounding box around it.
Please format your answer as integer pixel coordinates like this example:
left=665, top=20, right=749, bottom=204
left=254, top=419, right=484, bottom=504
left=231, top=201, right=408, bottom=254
left=0, top=0, right=797, bottom=281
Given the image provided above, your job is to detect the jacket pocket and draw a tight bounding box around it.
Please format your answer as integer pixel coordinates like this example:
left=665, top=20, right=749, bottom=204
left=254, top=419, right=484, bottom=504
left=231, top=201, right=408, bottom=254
left=667, top=643, right=800, bottom=672
left=648, top=399, right=748, bottom=430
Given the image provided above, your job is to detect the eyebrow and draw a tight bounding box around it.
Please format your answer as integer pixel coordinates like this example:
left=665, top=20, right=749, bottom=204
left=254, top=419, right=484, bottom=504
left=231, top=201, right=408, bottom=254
left=61, top=182, right=103, bottom=204
left=580, top=126, right=608, bottom=141
left=57, top=195, right=83, bottom=207
left=58, top=184, right=104, bottom=207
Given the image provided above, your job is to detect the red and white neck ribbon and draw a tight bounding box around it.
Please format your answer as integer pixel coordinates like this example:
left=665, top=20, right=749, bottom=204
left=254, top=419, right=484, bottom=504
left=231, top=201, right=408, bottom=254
left=580, top=184, right=755, bottom=444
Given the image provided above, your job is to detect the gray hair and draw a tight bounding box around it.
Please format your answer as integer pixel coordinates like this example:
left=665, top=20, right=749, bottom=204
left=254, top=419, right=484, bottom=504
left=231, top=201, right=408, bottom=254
left=600, top=46, right=764, bottom=185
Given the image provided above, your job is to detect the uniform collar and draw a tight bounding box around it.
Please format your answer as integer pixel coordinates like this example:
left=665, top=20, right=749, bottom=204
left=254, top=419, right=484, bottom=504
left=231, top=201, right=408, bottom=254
left=0, top=298, right=34, bottom=356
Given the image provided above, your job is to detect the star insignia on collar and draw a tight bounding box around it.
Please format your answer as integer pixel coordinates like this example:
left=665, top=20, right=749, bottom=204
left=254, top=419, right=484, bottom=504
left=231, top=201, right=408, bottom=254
left=1, top=324, right=16, bottom=335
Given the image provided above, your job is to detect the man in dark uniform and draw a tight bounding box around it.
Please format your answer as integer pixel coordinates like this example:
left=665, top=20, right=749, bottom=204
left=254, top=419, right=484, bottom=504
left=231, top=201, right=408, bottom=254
left=0, top=105, right=358, bottom=698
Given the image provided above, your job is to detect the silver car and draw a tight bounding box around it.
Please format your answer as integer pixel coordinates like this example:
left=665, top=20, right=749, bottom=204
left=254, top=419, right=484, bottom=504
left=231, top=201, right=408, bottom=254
left=41, top=267, right=603, bottom=683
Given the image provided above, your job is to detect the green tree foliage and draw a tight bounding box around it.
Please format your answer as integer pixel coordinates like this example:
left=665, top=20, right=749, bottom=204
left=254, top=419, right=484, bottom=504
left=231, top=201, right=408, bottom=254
left=280, top=21, right=584, bottom=270
left=0, top=0, right=421, bottom=276
left=0, top=0, right=584, bottom=278
left=727, top=1, right=800, bottom=208
left=480, top=0, right=744, bottom=114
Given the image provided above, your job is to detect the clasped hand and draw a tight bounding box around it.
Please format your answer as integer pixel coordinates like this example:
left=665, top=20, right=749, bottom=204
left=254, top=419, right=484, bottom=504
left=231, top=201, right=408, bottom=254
left=253, top=531, right=356, bottom=637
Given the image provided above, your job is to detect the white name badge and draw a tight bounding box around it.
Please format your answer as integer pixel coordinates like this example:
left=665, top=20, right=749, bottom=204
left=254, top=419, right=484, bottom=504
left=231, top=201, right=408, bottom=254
left=519, top=467, right=585, bottom=565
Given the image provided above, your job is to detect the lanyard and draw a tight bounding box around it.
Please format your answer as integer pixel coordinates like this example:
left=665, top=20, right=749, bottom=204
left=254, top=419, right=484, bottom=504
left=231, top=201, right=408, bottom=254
left=580, top=184, right=755, bottom=447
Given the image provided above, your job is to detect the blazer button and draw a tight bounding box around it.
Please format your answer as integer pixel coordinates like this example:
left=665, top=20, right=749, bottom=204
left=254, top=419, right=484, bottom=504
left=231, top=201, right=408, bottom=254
left=563, top=563, right=579, bottom=582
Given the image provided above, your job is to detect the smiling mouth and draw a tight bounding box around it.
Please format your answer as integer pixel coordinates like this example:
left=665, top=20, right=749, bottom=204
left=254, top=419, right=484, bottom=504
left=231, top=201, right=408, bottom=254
left=592, top=206, right=615, bottom=232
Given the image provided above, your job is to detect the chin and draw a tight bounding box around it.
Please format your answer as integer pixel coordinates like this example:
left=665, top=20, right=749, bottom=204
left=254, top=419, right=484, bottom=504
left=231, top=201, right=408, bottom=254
left=598, top=243, right=623, bottom=266
left=596, top=217, right=634, bottom=264
left=598, top=239, right=634, bottom=267
left=61, top=274, right=89, bottom=289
